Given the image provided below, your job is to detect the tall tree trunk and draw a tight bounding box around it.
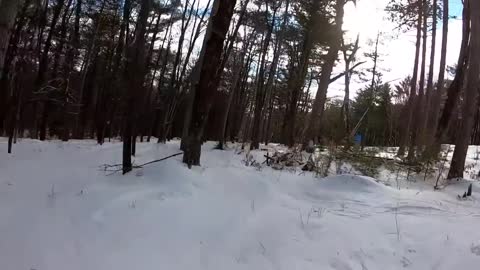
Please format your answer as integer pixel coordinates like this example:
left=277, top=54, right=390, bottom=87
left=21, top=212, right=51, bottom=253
left=122, top=0, right=151, bottom=174
left=51, top=0, right=73, bottom=79
left=147, top=15, right=175, bottom=142
left=160, top=0, right=197, bottom=143
left=182, top=0, right=237, bottom=167
left=60, top=0, right=81, bottom=142
left=448, top=0, right=479, bottom=179
left=38, top=0, right=66, bottom=141
left=0, top=0, right=24, bottom=79
left=341, top=35, right=359, bottom=142
left=421, top=0, right=438, bottom=157
left=102, top=0, right=130, bottom=142
left=7, top=60, right=24, bottom=153
left=397, top=0, right=423, bottom=157
left=282, top=0, right=315, bottom=147
left=433, top=1, right=470, bottom=150
left=357, top=32, right=380, bottom=145
left=74, top=0, right=106, bottom=138
left=157, top=34, right=174, bottom=143
left=251, top=2, right=277, bottom=149
left=408, top=0, right=428, bottom=161
left=217, top=20, right=254, bottom=149
left=303, top=0, right=344, bottom=146
left=0, top=0, right=30, bottom=132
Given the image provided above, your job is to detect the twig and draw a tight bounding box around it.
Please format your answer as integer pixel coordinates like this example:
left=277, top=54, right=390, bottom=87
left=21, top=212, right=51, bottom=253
left=48, top=184, right=55, bottom=198
left=423, top=163, right=429, bottom=181
left=395, top=165, right=401, bottom=190
left=435, top=146, right=451, bottom=189
left=105, top=152, right=183, bottom=175
left=136, top=152, right=183, bottom=167
left=258, top=241, right=266, bottom=255
left=395, top=203, right=400, bottom=241
left=299, top=209, right=305, bottom=229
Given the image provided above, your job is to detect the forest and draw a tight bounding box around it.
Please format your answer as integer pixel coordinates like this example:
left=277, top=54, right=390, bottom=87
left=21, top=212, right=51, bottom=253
left=0, top=0, right=479, bottom=179
left=3, top=0, right=480, bottom=269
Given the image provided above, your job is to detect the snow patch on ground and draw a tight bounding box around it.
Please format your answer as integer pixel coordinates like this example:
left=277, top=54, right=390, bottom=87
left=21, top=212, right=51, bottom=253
left=1, top=139, right=480, bottom=270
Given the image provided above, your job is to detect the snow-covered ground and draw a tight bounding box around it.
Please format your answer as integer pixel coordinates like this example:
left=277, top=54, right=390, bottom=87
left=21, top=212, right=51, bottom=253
left=1, top=139, right=480, bottom=270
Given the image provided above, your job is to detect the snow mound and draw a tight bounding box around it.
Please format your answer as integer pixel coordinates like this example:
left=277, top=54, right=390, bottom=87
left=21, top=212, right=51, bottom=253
left=316, top=175, right=388, bottom=193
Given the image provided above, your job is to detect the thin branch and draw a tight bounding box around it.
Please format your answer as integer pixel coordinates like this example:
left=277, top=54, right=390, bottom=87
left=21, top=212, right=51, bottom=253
left=103, top=152, right=183, bottom=175
left=329, top=61, right=366, bottom=84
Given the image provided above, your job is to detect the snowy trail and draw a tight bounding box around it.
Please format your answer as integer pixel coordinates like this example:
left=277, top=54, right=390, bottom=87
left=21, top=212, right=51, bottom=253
left=1, top=139, right=480, bottom=270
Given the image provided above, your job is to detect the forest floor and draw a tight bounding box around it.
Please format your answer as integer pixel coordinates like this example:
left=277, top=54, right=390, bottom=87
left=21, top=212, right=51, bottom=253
left=1, top=139, right=480, bottom=270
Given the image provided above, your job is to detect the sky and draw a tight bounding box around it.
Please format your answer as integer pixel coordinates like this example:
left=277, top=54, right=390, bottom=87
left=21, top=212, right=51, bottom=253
left=330, top=0, right=464, bottom=99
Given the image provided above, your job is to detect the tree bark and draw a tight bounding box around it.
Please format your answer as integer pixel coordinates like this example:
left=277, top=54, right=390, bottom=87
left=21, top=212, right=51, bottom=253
left=160, top=0, right=197, bottom=143
left=430, top=0, right=447, bottom=133
left=74, top=0, right=107, bottom=138
left=38, top=0, right=66, bottom=141
left=448, top=0, right=479, bottom=179
left=0, top=0, right=24, bottom=79
left=282, top=0, right=316, bottom=147
left=434, top=1, right=470, bottom=149
left=0, top=0, right=30, bottom=133
left=122, top=0, right=151, bottom=174
left=397, top=0, right=423, bottom=157
left=60, top=0, right=81, bottom=142
left=303, top=0, right=344, bottom=145
left=251, top=2, right=277, bottom=150
left=182, top=0, right=237, bottom=167
left=217, top=21, right=254, bottom=149
left=341, top=35, right=359, bottom=142
left=51, top=0, right=73, bottom=79
left=407, top=0, right=428, bottom=160
left=421, top=0, right=437, bottom=149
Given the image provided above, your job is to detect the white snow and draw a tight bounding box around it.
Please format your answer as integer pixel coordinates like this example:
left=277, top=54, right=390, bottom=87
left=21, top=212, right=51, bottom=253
left=1, top=139, right=480, bottom=270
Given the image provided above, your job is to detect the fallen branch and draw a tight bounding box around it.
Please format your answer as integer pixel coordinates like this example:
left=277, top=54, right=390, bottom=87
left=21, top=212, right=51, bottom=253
left=103, top=152, right=183, bottom=175
left=136, top=152, right=183, bottom=167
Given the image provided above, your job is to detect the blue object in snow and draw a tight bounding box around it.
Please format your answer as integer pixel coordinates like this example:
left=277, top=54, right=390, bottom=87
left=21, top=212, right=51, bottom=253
left=354, top=134, right=362, bottom=145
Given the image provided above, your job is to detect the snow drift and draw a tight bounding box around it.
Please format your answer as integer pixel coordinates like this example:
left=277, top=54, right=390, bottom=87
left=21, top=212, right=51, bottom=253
left=1, top=139, right=480, bottom=270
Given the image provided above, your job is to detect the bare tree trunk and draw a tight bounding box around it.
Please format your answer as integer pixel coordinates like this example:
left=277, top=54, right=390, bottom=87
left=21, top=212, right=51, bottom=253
left=408, top=0, right=428, bottom=161
left=74, top=0, right=107, bottom=138
left=356, top=32, right=380, bottom=145
left=160, top=0, right=197, bottom=143
left=206, top=0, right=250, bottom=149
left=122, top=0, right=151, bottom=174
left=60, top=0, right=81, bottom=142
left=282, top=0, right=316, bottom=147
left=448, top=0, right=479, bottom=179
left=51, top=0, right=73, bottom=79
left=38, top=0, right=66, bottom=141
left=433, top=1, right=470, bottom=151
left=0, top=0, right=24, bottom=79
left=7, top=61, right=24, bottom=153
left=251, top=2, right=277, bottom=150
left=341, top=35, right=359, bottom=142
left=421, top=0, right=437, bottom=150
left=424, top=0, right=448, bottom=157
left=303, top=0, right=344, bottom=146
left=397, top=0, right=423, bottom=157
left=0, top=0, right=30, bottom=133
left=147, top=19, right=174, bottom=142
left=217, top=21, right=254, bottom=149
left=182, top=0, right=237, bottom=167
